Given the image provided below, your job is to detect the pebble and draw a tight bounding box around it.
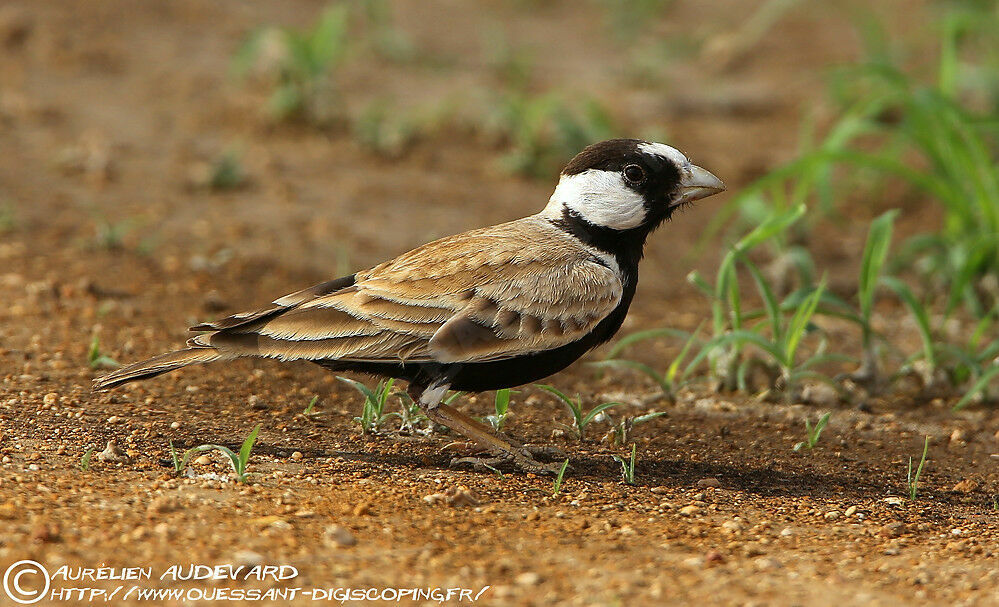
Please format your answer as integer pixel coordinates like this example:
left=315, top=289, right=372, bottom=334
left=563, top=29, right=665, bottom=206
left=696, top=478, right=721, bottom=488
left=704, top=550, right=725, bottom=564
left=107, top=416, right=120, bottom=424
left=952, top=479, right=979, bottom=493
left=883, top=497, right=903, bottom=507
left=423, top=486, right=481, bottom=507
left=324, top=525, right=357, bottom=547
left=779, top=527, right=794, bottom=537
left=291, top=451, right=303, bottom=461
left=678, top=505, right=700, bottom=516
left=0, top=503, right=17, bottom=519
left=170, top=422, right=180, bottom=429
left=824, top=511, right=841, bottom=521
left=43, top=392, right=58, bottom=406
left=844, top=506, right=858, bottom=517
left=721, top=520, right=745, bottom=533
left=880, top=522, right=905, bottom=538
left=96, top=440, right=128, bottom=463
left=515, top=572, right=540, bottom=586
left=949, top=429, right=967, bottom=444
left=194, top=455, right=212, bottom=466
left=802, top=383, right=839, bottom=406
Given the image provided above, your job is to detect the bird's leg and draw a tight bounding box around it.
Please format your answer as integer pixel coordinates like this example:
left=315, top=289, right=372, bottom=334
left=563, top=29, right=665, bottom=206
left=409, top=380, right=563, bottom=475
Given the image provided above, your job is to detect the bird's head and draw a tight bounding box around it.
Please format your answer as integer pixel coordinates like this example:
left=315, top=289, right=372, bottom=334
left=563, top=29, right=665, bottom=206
left=541, top=138, right=725, bottom=238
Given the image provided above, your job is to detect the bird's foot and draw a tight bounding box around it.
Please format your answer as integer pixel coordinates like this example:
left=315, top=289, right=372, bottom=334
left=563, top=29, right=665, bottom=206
left=449, top=445, right=569, bottom=476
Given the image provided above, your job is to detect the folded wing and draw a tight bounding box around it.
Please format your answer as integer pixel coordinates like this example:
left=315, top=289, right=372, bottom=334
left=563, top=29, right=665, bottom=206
left=190, top=218, right=623, bottom=365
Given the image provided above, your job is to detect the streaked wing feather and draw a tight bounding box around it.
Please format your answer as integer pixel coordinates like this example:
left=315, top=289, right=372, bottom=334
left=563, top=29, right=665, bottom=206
left=195, top=218, right=621, bottom=365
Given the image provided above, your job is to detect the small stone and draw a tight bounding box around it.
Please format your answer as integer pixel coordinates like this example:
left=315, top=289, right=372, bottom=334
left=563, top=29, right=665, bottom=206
left=194, top=455, right=212, bottom=466
left=96, top=440, right=128, bottom=463
left=779, top=527, right=794, bottom=537
left=704, top=550, right=725, bottom=564
left=170, top=422, right=180, bottom=429
left=824, top=511, right=841, bottom=521
left=324, top=525, right=357, bottom=547
left=43, top=392, right=58, bottom=406
left=951, top=479, right=978, bottom=493
left=721, top=520, right=745, bottom=533
left=880, top=522, right=905, bottom=538
left=801, top=383, right=839, bottom=406
left=0, top=503, right=17, bottom=519
left=679, top=505, right=700, bottom=516
left=423, top=486, right=481, bottom=507
left=844, top=506, right=858, bottom=517
left=249, top=395, right=268, bottom=410
left=950, top=429, right=967, bottom=444
left=515, top=572, right=540, bottom=586
left=755, top=557, right=782, bottom=570
left=31, top=523, right=59, bottom=544
left=883, top=497, right=903, bottom=507
left=650, top=487, right=669, bottom=494
left=696, top=478, right=721, bottom=488
left=291, top=451, right=303, bottom=461
left=107, top=416, right=120, bottom=424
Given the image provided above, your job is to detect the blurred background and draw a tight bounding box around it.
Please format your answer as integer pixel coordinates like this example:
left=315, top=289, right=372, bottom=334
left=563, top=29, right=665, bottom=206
left=1, top=2, right=998, bottom=604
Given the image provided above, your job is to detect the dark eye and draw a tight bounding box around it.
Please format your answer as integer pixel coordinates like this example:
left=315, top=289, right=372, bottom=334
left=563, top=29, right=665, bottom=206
left=623, top=164, right=645, bottom=184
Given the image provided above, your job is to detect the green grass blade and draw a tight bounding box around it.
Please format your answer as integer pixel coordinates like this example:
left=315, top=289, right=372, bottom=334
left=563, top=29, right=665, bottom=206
left=238, top=424, right=262, bottom=471
left=589, top=360, right=671, bottom=392
left=881, top=276, right=936, bottom=368
left=952, top=364, right=999, bottom=411
left=580, top=402, right=625, bottom=429
left=859, top=209, right=898, bottom=322
left=784, top=278, right=826, bottom=366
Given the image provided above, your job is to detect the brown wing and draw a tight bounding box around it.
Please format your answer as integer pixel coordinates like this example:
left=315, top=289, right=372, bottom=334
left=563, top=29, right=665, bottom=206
left=191, top=217, right=623, bottom=364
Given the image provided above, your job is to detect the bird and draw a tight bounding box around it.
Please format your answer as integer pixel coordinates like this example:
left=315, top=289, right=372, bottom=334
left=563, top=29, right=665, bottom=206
left=94, top=138, right=725, bottom=472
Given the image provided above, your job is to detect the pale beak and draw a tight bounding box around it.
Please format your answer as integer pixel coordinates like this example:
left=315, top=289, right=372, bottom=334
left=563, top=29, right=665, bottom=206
left=672, top=164, right=726, bottom=207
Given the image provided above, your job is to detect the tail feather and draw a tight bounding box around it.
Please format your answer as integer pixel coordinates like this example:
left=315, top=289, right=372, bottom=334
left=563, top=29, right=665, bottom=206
left=92, top=347, right=224, bottom=391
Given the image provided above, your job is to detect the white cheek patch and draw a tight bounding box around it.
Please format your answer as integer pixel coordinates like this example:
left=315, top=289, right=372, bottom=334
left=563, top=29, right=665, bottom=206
left=544, top=170, right=647, bottom=230
left=637, top=141, right=689, bottom=168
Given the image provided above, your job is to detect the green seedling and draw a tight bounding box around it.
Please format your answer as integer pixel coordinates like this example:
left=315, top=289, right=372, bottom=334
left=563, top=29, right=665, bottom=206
left=168, top=442, right=183, bottom=473
left=482, top=389, right=512, bottom=432
left=854, top=209, right=898, bottom=383
left=208, top=149, right=246, bottom=190
left=612, top=444, right=637, bottom=485
left=93, top=218, right=135, bottom=251
left=593, top=323, right=704, bottom=401
left=352, top=101, right=418, bottom=158
left=551, top=459, right=570, bottom=497
left=338, top=376, right=398, bottom=434
left=607, top=411, right=668, bottom=446
left=793, top=412, right=831, bottom=451
left=88, top=335, right=120, bottom=369
left=487, top=92, right=615, bottom=179
left=233, top=5, right=350, bottom=124
left=907, top=436, right=930, bottom=501
left=303, top=395, right=319, bottom=415
left=79, top=447, right=96, bottom=471
left=182, top=424, right=262, bottom=483
left=357, top=0, right=415, bottom=62
left=535, top=384, right=623, bottom=441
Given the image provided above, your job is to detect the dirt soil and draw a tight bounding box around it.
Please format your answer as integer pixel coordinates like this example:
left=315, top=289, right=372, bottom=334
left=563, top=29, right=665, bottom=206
left=1, top=1, right=997, bottom=606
